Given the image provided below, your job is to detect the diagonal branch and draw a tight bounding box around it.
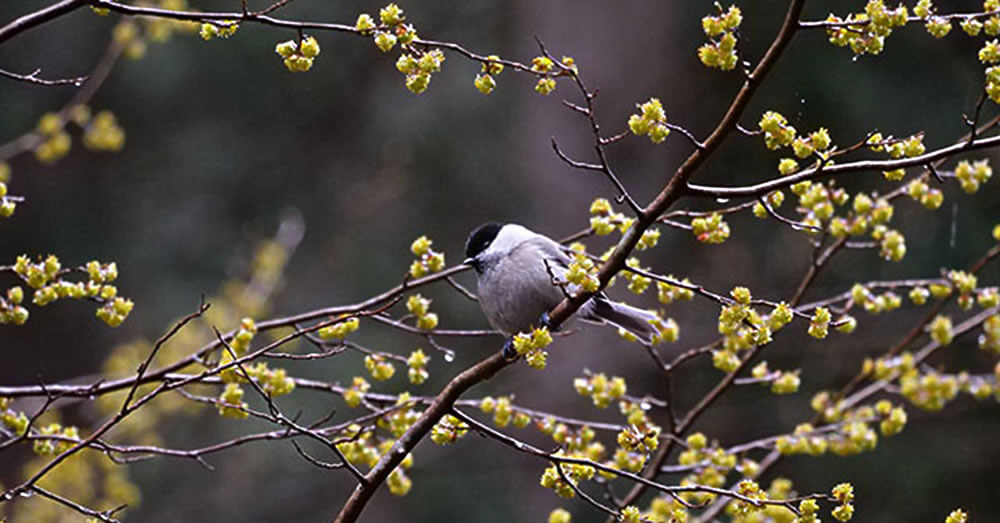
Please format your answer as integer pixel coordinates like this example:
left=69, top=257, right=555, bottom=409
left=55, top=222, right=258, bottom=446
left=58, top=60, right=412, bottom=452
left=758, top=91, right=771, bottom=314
left=608, top=0, right=808, bottom=512
left=333, top=353, right=510, bottom=522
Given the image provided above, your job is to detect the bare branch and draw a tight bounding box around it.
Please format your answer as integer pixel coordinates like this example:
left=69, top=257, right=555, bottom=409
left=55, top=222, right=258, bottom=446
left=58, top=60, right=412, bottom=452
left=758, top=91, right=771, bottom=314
left=685, top=133, right=1000, bottom=200
left=120, top=299, right=209, bottom=413
left=0, top=67, right=88, bottom=87
left=0, top=0, right=88, bottom=45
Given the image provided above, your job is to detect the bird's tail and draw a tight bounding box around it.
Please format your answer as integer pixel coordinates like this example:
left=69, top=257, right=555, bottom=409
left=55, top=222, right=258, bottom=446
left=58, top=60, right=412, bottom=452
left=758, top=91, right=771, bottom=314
left=586, top=297, right=660, bottom=343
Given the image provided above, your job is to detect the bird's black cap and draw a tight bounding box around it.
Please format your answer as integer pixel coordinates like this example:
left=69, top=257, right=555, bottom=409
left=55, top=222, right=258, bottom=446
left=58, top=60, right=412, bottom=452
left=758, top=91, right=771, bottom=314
left=464, top=222, right=503, bottom=261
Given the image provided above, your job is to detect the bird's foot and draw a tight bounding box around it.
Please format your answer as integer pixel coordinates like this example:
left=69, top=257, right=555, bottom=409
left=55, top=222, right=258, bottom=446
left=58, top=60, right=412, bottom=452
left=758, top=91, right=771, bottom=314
left=539, top=312, right=560, bottom=333
left=501, top=338, right=519, bottom=360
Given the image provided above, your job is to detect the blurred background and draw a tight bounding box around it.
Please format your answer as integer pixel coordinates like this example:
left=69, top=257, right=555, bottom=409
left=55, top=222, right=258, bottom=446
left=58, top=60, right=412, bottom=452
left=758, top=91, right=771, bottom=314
left=1, top=0, right=998, bottom=521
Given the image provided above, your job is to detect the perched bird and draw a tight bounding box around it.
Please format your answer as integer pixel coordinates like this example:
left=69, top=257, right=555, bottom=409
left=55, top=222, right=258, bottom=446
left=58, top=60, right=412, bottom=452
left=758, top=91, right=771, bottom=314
left=463, top=222, right=658, bottom=355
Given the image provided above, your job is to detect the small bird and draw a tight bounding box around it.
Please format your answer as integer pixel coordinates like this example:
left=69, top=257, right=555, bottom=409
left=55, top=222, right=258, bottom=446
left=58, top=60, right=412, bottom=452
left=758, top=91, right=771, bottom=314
left=463, top=222, right=659, bottom=355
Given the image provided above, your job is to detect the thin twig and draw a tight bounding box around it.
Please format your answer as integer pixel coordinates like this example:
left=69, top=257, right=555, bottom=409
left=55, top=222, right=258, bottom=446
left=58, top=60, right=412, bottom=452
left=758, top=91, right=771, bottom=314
left=0, top=67, right=88, bottom=87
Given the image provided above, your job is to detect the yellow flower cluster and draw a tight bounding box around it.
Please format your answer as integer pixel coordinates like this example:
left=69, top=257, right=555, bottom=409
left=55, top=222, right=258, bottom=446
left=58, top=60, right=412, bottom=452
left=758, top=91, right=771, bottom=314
left=407, top=348, right=429, bottom=384
left=83, top=110, right=126, bottom=151
left=342, top=376, right=370, bottom=407
left=981, top=314, right=1000, bottom=353
left=825, top=1, right=907, bottom=56
left=791, top=127, right=833, bottom=159
left=904, top=178, right=944, bottom=209
left=217, top=382, right=249, bottom=419
left=218, top=317, right=257, bottom=382
left=692, top=213, right=730, bottom=244
left=565, top=255, right=600, bottom=294
left=620, top=258, right=651, bottom=295
left=396, top=49, right=444, bottom=94
left=620, top=506, right=642, bottom=522
left=7, top=255, right=133, bottom=327
left=364, top=353, right=396, bottom=381
left=730, top=479, right=767, bottom=518
left=358, top=4, right=441, bottom=94
left=607, top=402, right=661, bottom=475
left=409, top=234, right=446, bottom=277
left=275, top=36, right=321, bottom=72
left=588, top=197, right=634, bottom=236
left=823, top=183, right=908, bottom=261
left=758, top=111, right=796, bottom=150
left=929, top=314, right=954, bottom=345
left=200, top=20, right=239, bottom=40
left=406, top=293, right=439, bottom=330
left=954, top=159, right=992, bottom=193
left=530, top=56, right=565, bottom=95
left=830, top=482, right=855, bottom=521
left=573, top=372, right=626, bottom=408
left=901, top=368, right=959, bottom=411
left=656, top=278, right=695, bottom=304
left=548, top=508, right=572, bottom=523
left=474, top=55, right=504, bottom=95
left=335, top=425, right=414, bottom=496
left=627, top=98, right=671, bottom=144
left=430, top=415, right=468, bottom=445
left=875, top=399, right=908, bottom=436
left=387, top=467, right=412, bottom=496
left=377, top=393, right=419, bottom=437
left=752, top=361, right=801, bottom=394
left=33, top=112, right=71, bottom=164
left=711, top=292, right=801, bottom=373
left=33, top=423, right=80, bottom=455
left=787, top=181, right=842, bottom=236
left=112, top=21, right=149, bottom=59
left=850, top=284, right=901, bottom=314
left=0, top=164, right=13, bottom=218
left=229, top=317, right=257, bottom=354
left=318, top=316, right=360, bottom=340
left=675, top=432, right=738, bottom=505
left=644, top=496, right=690, bottom=523
left=540, top=453, right=595, bottom=498
left=1, top=284, right=29, bottom=325
left=775, top=423, right=830, bottom=456
left=336, top=424, right=380, bottom=468
left=0, top=397, right=29, bottom=435
left=616, top=422, right=660, bottom=454
left=698, top=5, right=742, bottom=70
left=33, top=105, right=126, bottom=164
left=725, top=478, right=804, bottom=522
left=244, top=362, right=295, bottom=396
left=479, top=395, right=529, bottom=429
left=808, top=306, right=831, bottom=339
left=511, top=327, right=553, bottom=369
left=648, top=316, right=680, bottom=345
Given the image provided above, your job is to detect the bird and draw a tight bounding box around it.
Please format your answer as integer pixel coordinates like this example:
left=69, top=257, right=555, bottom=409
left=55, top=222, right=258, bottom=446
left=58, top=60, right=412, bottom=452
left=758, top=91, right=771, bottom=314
left=463, top=222, right=659, bottom=356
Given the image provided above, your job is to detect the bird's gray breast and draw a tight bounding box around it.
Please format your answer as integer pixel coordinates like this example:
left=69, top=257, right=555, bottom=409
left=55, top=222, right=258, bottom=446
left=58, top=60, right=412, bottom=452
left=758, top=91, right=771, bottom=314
left=476, top=240, right=566, bottom=335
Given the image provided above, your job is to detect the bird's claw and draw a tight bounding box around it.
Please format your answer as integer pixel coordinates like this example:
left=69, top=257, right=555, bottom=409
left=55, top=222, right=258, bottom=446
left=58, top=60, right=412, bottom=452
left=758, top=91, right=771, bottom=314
left=539, top=312, right=559, bottom=333
left=501, top=338, right=518, bottom=360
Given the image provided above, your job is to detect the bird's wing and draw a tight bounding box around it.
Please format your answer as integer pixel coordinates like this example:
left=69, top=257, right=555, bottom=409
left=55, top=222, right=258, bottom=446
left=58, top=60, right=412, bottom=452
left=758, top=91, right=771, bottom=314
left=514, top=235, right=612, bottom=304
left=518, top=235, right=571, bottom=272
left=514, top=232, right=657, bottom=341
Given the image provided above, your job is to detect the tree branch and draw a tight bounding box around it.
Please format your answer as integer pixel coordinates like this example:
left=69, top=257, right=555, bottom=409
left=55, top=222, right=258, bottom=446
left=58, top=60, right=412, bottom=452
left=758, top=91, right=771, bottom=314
left=333, top=353, right=511, bottom=522
left=0, top=0, right=88, bottom=45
